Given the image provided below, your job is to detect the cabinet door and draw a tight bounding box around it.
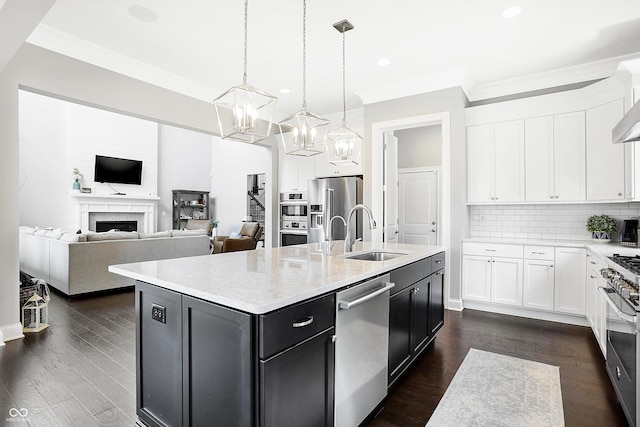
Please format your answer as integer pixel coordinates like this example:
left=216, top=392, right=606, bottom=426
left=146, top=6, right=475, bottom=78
left=491, top=257, right=523, bottom=306
left=462, top=255, right=492, bottom=302
left=467, top=124, right=494, bottom=203
left=595, top=276, right=607, bottom=358
left=278, top=148, right=298, bottom=191
left=136, top=282, right=183, bottom=427
left=586, top=99, right=625, bottom=200
left=182, top=296, right=253, bottom=427
left=554, top=111, right=586, bottom=201
left=523, top=259, right=555, bottom=311
left=412, top=278, right=430, bottom=354
left=429, top=269, right=445, bottom=337
left=554, top=247, right=586, bottom=315
left=388, top=286, right=413, bottom=386
left=314, top=151, right=362, bottom=178
left=494, top=120, right=525, bottom=202
left=261, top=328, right=335, bottom=427
left=525, top=116, right=554, bottom=202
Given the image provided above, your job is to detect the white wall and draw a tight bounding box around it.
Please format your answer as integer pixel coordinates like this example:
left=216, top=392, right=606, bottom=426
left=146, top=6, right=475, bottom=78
left=19, top=90, right=159, bottom=231
left=395, top=125, right=442, bottom=168
left=18, top=90, right=69, bottom=229
left=211, top=136, right=273, bottom=248
left=157, top=125, right=213, bottom=231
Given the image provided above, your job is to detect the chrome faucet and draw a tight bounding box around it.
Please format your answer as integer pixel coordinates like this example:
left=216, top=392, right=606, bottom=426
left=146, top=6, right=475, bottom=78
left=344, top=204, right=377, bottom=253
left=326, top=215, right=347, bottom=256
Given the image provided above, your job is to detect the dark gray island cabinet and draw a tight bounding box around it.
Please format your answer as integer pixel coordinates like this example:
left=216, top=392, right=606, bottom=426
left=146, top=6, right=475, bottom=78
left=114, top=244, right=446, bottom=427
left=136, top=283, right=335, bottom=427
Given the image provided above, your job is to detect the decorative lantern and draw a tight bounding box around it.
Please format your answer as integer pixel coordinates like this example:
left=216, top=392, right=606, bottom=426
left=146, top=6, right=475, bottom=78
left=22, top=294, right=48, bottom=333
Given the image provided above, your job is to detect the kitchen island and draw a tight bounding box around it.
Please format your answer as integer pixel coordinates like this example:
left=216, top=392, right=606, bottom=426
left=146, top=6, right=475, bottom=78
left=109, top=241, right=446, bottom=427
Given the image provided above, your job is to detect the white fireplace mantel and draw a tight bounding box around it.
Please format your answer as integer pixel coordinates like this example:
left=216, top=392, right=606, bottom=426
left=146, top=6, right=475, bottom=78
left=70, top=193, right=160, bottom=233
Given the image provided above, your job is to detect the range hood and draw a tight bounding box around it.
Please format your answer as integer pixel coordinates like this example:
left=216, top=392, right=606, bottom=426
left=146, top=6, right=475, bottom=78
left=613, top=100, right=640, bottom=144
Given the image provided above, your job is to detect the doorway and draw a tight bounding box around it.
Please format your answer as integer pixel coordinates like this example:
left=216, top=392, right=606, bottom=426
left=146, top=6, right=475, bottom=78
left=383, top=125, right=442, bottom=246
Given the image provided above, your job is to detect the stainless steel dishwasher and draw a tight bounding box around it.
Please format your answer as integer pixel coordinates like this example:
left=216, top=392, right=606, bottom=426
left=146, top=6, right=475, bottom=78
left=335, top=274, right=394, bottom=427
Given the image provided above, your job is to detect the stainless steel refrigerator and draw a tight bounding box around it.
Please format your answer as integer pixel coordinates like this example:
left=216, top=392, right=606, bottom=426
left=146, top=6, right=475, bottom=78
left=307, top=176, right=363, bottom=243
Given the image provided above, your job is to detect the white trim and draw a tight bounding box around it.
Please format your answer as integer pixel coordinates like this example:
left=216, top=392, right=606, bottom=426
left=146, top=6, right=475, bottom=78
left=372, top=111, right=451, bottom=317
left=1, top=322, right=25, bottom=343
left=447, top=298, right=463, bottom=311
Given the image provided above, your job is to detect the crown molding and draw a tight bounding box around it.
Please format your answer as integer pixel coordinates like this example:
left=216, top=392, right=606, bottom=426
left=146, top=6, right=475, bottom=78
left=26, top=24, right=218, bottom=102
left=355, top=68, right=468, bottom=106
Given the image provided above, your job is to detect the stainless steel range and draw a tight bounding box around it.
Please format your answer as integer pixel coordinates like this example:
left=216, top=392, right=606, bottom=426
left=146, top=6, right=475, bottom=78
left=600, top=254, right=640, bottom=427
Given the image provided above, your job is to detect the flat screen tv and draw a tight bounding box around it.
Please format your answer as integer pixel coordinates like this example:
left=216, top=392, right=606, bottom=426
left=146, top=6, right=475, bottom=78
left=94, top=155, right=143, bottom=185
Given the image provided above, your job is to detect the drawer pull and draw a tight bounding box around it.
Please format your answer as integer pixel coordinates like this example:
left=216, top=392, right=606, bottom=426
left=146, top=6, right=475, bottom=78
left=292, top=316, right=314, bottom=328
left=435, top=260, right=443, bottom=264
left=590, top=261, right=596, bottom=265
left=531, top=251, right=546, bottom=255
left=485, top=249, right=497, bottom=252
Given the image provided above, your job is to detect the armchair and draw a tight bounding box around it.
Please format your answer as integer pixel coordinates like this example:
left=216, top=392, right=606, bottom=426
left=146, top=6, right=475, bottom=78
left=213, top=222, right=263, bottom=253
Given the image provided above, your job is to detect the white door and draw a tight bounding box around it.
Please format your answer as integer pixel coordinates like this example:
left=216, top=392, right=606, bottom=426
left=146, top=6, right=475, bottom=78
left=493, top=120, right=525, bottom=202
left=554, top=247, right=586, bottom=315
left=554, top=111, right=586, bottom=201
left=525, top=116, right=554, bottom=202
left=466, top=124, right=494, bottom=202
left=398, top=170, right=438, bottom=245
left=383, top=132, right=399, bottom=243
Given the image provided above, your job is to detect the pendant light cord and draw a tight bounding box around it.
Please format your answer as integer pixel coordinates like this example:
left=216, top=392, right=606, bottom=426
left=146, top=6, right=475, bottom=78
left=302, top=0, right=307, bottom=109
left=243, top=0, right=248, bottom=84
left=341, top=27, right=346, bottom=125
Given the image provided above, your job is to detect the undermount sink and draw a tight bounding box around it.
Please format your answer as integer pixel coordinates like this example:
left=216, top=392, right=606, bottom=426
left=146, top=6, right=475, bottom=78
left=341, top=250, right=408, bottom=261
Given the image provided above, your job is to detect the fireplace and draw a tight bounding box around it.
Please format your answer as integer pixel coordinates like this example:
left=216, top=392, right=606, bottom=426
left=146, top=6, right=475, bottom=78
left=95, top=220, right=138, bottom=233
left=72, top=193, right=159, bottom=233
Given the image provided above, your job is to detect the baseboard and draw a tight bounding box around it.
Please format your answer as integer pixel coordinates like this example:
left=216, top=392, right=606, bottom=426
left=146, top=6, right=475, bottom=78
left=446, top=298, right=463, bottom=311
left=1, top=322, right=25, bottom=344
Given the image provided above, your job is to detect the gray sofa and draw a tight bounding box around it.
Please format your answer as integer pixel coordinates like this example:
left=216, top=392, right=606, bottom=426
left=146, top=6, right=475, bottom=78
left=19, top=227, right=210, bottom=296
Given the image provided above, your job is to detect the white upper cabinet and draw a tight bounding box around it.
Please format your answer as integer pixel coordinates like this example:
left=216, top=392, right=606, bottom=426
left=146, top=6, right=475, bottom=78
left=525, top=112, right=585, bottom=202
left=314, top=151, right=363, bottom=178
left=586, top=99, right=625, bottom=201
left=278, top=148, right=315, bottom=192
left=525, top=116, right=554, bottom=202
left=467, top=121, right=524, bottom=203
left=553, top=111, right=586, bottom=201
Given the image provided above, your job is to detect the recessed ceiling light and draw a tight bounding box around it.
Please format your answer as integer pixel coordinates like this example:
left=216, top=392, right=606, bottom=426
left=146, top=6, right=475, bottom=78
left=128, top=5, right=158, bottom=22
left=377, top=58, right=390, bottom=67
left=280, top=88, right=291, bottom=94
left=501, top=6, right=522, bottom=19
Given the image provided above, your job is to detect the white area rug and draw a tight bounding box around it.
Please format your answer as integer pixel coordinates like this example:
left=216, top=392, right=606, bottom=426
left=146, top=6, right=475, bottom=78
left=426, top=348, right=565, bottom=427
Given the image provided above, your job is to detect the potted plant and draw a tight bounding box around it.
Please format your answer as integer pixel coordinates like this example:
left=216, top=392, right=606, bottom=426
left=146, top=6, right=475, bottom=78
left=586, top=214, right=616, bottom=242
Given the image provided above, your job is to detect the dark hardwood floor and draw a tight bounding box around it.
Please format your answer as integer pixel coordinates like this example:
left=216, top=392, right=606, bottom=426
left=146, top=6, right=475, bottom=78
left=0, top=290, right=630, bottom=426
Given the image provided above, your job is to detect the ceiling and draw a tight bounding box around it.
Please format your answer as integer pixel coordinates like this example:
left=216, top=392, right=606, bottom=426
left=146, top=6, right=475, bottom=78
left=23, top=0, right=640, bottom=121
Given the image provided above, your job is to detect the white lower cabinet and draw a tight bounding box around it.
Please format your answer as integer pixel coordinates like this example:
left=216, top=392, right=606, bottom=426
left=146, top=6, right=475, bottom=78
left=523, top=259, right=555, bottom=311
left=462, top=242, right=523, bottom=306
left=463, top=242, right=588, bottom=318
left=461, top=255, right=491, bottom=302
left=491, top=257, right=523, bottom=306
left=586, top=251, right=607, bottom=357
left=553, top=247, right=586, bottom=315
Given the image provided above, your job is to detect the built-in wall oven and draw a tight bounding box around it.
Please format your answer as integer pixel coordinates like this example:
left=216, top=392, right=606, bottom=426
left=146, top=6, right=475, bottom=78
left=600, top=254, right=640, bottom=427
left=279, top=191, right=308, bottom=247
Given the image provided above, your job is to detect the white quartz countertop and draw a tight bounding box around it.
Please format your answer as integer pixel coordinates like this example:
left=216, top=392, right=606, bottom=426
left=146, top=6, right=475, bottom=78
left=109, top=241, right=446, bottom=314
left=463, top=237, right=640, bottom=254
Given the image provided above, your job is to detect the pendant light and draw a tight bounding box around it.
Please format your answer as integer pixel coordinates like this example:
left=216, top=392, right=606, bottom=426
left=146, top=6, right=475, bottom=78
left=326, top=19, right=362, bottom=165
left=213, top=0, right=277, bottom=144
left=278, top=0, right=329, bottom=157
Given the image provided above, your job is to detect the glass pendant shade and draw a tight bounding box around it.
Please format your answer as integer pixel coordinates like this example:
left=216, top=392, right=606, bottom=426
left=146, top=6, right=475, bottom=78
left=213, top=82, right=277, bottom=144
left=279, top=108, right=329, bottom=156
left=327, top=123, right=362, bottom=165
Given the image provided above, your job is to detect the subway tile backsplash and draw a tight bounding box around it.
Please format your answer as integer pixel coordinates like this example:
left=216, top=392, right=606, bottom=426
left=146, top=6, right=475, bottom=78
left=469, top=203, right=640, bottom=241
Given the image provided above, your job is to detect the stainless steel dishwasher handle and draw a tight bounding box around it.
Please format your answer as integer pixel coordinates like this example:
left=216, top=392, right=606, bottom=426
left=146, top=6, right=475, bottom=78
left=338, top=282, right=395, bottom=310
left=598, top=287, right=637, bottom=324
left=292, top=316, right=314, bottom=328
